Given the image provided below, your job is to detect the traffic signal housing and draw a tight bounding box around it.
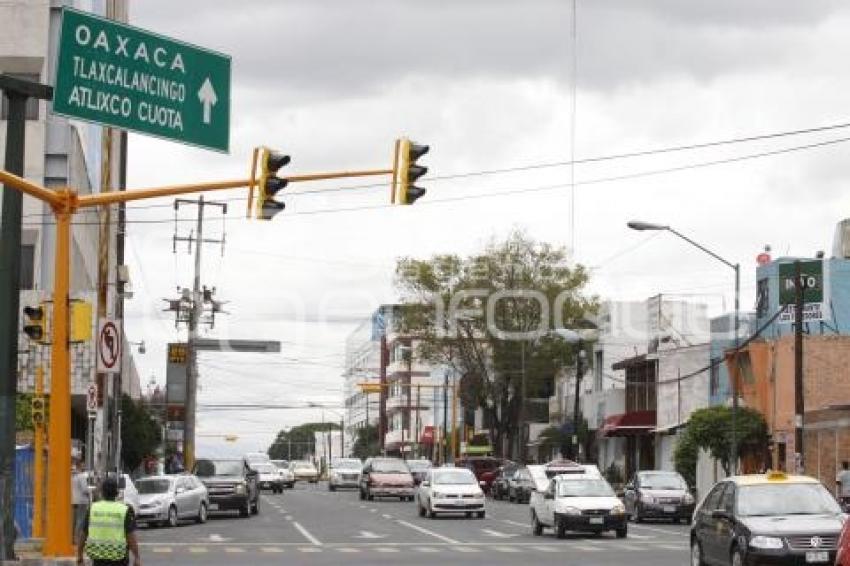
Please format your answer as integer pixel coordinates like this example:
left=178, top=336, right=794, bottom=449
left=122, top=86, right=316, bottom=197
left=396, top=138, right=429, bottom=205
left=256, top=147, right=291, bottom=220
left=31, top=396, right=46, bottom=425
left=23, top=304, right=47, bottom=343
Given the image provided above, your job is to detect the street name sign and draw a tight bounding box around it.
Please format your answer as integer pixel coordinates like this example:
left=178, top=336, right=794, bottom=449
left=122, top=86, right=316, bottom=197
left=54, top=8, right=231, bottom=152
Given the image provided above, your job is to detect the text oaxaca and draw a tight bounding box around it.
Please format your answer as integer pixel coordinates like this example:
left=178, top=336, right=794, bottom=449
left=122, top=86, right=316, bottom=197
left=65, top=22, right=188, bottom=131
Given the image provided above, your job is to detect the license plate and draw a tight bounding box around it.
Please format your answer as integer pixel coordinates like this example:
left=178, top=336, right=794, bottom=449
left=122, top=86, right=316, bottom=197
left=208, top=503, right=219, bottom=511
left=589, top=517, right=604, bottom=525
left=806, top=551, right=829, bottom=563
left=663, top=506, right=676, bottom=513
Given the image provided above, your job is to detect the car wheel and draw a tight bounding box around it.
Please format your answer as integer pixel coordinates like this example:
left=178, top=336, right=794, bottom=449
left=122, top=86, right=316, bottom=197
left=196, top=503, right=208, bottom=524
left=167, top=505, right=178, bottom=528
left=632, top=505, right=643, bottom=523
left=418, top=500, right=426, bottom=517
left=367, top=491, right=374, bottom=501
left=731, top=547, right=744, bottom=566
left=476, top=511, right=485, bottom=519
left=240, top=499, right=250, bottom=518
left=555, top=517, right=567, bottom=539
left=426, top=503, right=435, bottom=519
left=359, top=488, right=366, bottom=500
left=616, top=525, right=627, bottom=539
left=329, top=484, right=336, bottom=492
left=691, top=539, right=705, bottom=566
left=531, top=512, right=543, bottom=536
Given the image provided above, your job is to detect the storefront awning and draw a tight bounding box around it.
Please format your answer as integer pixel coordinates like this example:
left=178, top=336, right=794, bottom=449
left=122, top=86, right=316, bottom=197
left=600, top=410, right=656, bottom=437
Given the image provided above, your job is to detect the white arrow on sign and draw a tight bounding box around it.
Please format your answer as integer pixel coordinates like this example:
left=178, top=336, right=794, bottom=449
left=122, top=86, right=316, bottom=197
left=353, top=531, right=386, bottom=539
left=198, top=77, right=218, bottom=125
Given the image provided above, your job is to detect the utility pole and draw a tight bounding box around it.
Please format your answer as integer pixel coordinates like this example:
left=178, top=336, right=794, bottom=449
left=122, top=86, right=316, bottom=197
left=0, top=74, right=52, bottom=561
left=96, top=124, right=113, bottom=476
left=794, top=261, right=805, bottom=473
left=519, top=341, right=526, bottom=462
left=174, top=196, right=227, bottom=472
left=572, top=347, right=585, bottom=462
left=443, top=371, right=449, bottom=465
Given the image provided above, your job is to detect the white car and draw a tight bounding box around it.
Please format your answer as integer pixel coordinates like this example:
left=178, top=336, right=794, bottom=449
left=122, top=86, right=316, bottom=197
left=290, top=460, right=319, bottom=483
left=271, top=461, right=295, bottom=489
left=530, top=472, right=628, bottom=539
left=117, top=474, right=140, bottom=515
left=136, top=475, right=209, bottom=527
left=251, top=463, right=285, bottom=494
left=417, top=467, right=486, bottom=519
left=329, top=458, right=362, bottom=491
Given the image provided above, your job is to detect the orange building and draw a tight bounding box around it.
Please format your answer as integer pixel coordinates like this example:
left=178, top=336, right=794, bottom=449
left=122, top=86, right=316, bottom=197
left=729, top=335, right=850, bottom=493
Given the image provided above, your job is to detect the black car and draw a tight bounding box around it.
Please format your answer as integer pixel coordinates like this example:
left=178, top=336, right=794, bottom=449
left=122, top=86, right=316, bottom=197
left=491, top=463, right=518, bottom=501
left=624, top=470, right=695, bottom=523
left=194, top=458, right=260, bottom=517
left=690, top=472, right=844, bottom=566
left=508, top=466, right=536, bottom=503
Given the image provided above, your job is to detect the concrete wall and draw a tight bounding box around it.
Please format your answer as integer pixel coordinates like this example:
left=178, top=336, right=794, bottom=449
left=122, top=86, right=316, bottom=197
left=656, top=343, right=711, bottom=431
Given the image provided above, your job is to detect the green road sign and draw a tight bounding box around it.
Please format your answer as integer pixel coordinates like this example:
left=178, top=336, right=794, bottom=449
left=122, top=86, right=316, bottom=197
left=778, top=260, right=823, bottom=305
left=54, top=8, right=231, bottom=152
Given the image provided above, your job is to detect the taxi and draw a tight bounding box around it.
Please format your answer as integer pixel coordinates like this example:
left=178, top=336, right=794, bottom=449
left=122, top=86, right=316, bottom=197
left=690, top=471, right=845, bottom=566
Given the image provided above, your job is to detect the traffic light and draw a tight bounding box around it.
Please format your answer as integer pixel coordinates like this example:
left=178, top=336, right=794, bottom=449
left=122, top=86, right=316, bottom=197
left=396, top=138, right=429, bottom=205
left=31, top=396, right=45, bottom=425
left=256, top=147, right=291, bottom=220
left=23, top=304, right=47, bottom=343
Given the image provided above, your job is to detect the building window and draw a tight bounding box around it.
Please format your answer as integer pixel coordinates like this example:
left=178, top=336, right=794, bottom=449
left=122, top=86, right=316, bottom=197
left=19, top=244, right=34, bottom=290
left=1, top=74, right=41, bottom=120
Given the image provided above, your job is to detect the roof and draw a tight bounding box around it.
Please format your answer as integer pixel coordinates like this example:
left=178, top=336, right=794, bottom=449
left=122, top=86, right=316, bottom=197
left=729, top=472, right=820, bottom=486
left=600, top=410, right=656, bottom=437
left=612, top=353, right=649, bottom=371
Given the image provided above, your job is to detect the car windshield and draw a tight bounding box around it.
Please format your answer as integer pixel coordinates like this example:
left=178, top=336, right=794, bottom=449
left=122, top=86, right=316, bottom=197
left=737, top=483, right=842, bottom=517
left=640, top=472, right=687, bottom=490
left=195, top=460, right=243, bottom=477
left=433, top=470, right=476, bottom=485
left=136, top=479, right=171, bottom=494
left=372, top=460, right=409, bottom=473
left=294, top=462, right=314, bottom=469
left=333, top=460, right=361, bottom=470
left=407, top=461, right=431, bottom=471
left=558, top=479, right=616, bottom=498
left=253, top=464, right=276, bottom=473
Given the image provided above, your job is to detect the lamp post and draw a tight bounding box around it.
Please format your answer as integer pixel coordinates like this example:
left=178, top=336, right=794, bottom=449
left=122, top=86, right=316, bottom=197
left=627, top=220, right=740, bottom=474
left=550, top=328, right=596, bottom=462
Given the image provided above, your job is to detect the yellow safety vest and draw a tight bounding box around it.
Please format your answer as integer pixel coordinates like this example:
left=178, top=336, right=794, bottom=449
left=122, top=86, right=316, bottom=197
left=85, top=500, right=128, bottom=561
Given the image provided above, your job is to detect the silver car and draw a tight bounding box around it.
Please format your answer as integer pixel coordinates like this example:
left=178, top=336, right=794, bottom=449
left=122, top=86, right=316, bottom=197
left=329, top=458, right=362, bottom=491
left=136, top=475, right=209, bottom=528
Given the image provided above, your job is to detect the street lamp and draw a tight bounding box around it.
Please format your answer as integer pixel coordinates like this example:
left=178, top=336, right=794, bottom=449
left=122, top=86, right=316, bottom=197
left=627, top=220, right=741, bottom=474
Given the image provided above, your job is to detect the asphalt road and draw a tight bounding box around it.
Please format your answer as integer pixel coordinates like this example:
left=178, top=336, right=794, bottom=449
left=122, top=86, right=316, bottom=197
left=137, top=482, right=691, bottom=565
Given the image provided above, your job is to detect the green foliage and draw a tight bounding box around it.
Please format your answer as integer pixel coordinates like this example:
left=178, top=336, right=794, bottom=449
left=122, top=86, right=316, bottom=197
left=16, top=393, right=33, bottom=431
left=350, top=425, right=380, bottom=460
left=677, top=406, right=768, bottom=476
left=120, top=394, right=162, bottom=473
left=673, top=430, right=699, bottom=489
left=394, top=230, right=597, bottom=459
left=268, top=422, right=340, bottom=461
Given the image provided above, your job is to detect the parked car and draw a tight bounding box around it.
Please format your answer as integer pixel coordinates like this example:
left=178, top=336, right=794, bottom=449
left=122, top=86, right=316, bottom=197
left=271, top=460, right=295, bottom=489
left=406, top=459, right=432, bottom=485
left=623, top=470, right=695, bottom=523
left=289, top=460, right=319, bottom=483
left=491, top=462, right=519, bottom=500
left=194, top=458, right=260, bottom=517
left=359, top=458, right=415, bottom=501
left=136, top=475, right=209, bottom=527
left=691, top=471, right=843, bottom=566
left=329, top=458, right=362, bottom=491
left=455, top=456, right=502, bottom=493
left=530, top=467, right=627, bottom=539
left=250, top=462, right=285, bottom=494
left=417, top=466, right=486, bottom=519
left=508, top=466, right=536, bottom=503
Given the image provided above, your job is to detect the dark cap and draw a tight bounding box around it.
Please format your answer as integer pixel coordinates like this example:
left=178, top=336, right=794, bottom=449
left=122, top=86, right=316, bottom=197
left=101, top=476, right=119, bottom=500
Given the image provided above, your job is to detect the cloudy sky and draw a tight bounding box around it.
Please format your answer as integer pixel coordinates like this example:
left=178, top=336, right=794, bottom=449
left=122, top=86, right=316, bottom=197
left=121, top=0, right=850, bottom=456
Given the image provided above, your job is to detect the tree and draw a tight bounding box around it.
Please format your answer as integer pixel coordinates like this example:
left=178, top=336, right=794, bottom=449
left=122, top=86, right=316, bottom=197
left=674, top=406, right=768, bottom=479
left=395, top=230, right=596, bottom=459
left=350, top=425, right=380, bottom=460
left=120, top=394, right=162, bottom=473
left=16, top=394, right=33, bottom=432
left=268, top=422, right=340, bottom=461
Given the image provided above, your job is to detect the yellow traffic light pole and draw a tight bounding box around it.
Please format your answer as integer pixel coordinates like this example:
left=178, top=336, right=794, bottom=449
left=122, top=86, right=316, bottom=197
left=0, top=150, right=404, bottom=557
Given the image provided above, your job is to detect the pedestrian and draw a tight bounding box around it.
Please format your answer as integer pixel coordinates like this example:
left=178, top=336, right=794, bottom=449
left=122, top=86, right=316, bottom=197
left=837, top=461, right=850, bottom=509
left=77, top=476, right=142, bottom=566
left=72, top=459, right=90, bottom=545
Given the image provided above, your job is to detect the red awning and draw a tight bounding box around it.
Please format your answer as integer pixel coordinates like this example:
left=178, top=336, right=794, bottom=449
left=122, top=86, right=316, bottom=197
left=600, top=410, right=656, bottom=437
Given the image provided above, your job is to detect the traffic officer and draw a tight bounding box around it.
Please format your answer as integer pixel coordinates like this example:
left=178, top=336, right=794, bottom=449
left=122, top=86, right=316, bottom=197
left=76, top=476, right=142, bottom=566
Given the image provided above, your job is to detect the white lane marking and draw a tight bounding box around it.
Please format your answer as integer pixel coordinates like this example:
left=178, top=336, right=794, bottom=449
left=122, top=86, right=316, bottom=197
left=299, top=547, right=322, bottom=553
left=337, top=548, right=360, bottom=553
left=659, top=544, right=687, bottom=550
left=627, top=533, right=653, bottom=540
left=294, top=521, right=323, bottom=546
left=573, top=544, right=600, bottom=552
left=224, top=547, right=244, bottom=553
left=188, top=547, right=207, bottom=554
left=502, top=519, right=528, bottom=528
left=369, top=508, right=377, bottom=513
left=493, top=546, right=520, bottom=553
left=353, top=531, right=386, bottom=539
left=630, top=524, right=683, bottom=536
left=278, top=509, right=287, bottom=514
left=453, top=546, right=480, bottom=553
left=415, top=547, right=439, bottom=553
left=151, top=547, right=172, bottom=553
left=531, top=545, right=559, bottom=552
left=396, top=520, right=460, bottom=544
left=285, top=515, right=294, bottom=521
left=208, top=534, right=229, bottom=542
left=261, top=547, right=284, bottom=553
left=376, top=547, right=400, bottom=553
left=482, top=528, right=519, bottom=538
left=382, top=514, right=393, bottom=519
left=615, top=543, right=645, bottom=551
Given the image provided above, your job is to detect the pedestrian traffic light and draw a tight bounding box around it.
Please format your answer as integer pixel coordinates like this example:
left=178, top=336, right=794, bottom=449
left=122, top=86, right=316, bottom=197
left=31, top=396, right=45, bottom=425
left=23, top=304, right=47, bottom=343
left=256, top=147, right=290, bottom=220
left=396, top=138, right=429, bottom=205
